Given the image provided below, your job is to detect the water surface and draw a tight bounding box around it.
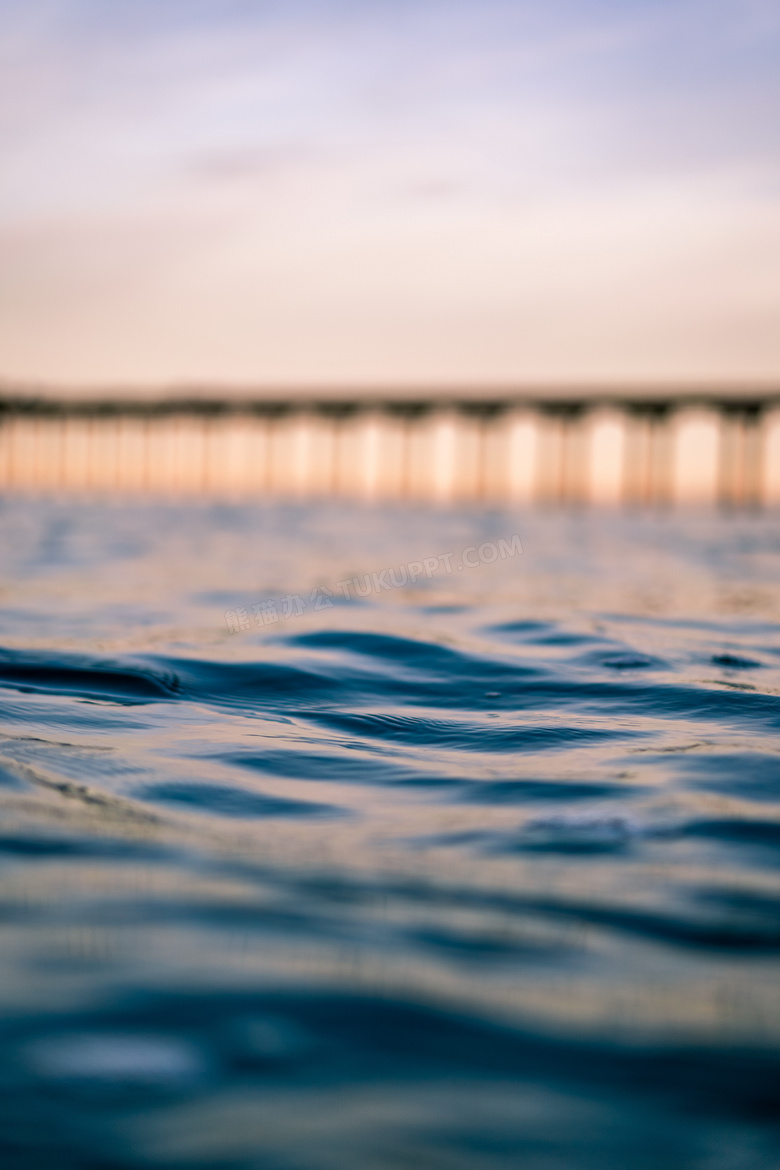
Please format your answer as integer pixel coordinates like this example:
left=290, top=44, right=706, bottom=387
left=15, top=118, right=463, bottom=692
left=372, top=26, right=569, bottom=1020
left=1, top=500, right=779, bottom=1169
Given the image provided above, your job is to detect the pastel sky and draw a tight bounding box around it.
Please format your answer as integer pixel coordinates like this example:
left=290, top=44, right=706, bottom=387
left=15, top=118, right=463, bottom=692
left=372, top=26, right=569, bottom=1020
left=1, top=0, right=778, bottom=388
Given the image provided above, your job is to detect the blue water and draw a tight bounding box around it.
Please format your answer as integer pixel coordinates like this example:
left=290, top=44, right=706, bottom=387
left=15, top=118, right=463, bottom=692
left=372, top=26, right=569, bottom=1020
left=1, top=499, right=780, bottom=1169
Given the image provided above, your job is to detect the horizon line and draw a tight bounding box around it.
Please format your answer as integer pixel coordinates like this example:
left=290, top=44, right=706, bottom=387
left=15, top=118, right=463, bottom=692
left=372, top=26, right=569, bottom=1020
left=2, top=378, right=779, bottom=409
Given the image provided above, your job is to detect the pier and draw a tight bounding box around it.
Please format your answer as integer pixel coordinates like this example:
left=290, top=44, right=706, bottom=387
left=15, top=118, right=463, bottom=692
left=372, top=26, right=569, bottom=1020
left=1, top=389, right=778, bottom=505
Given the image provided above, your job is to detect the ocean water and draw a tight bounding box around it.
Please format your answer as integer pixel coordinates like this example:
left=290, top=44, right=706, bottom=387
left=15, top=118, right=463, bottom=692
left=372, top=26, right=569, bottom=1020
left=1, top=498, right=779, bottom=1170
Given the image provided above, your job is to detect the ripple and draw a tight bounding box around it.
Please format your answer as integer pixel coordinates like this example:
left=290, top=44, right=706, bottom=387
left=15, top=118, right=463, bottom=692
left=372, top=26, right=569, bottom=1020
left=224, top=748, right=456, bottom=788
left=678, top=753, right=780, bottom=802
left=140, top=782, right=342, bottom=819
left=309, top=710, right=626, bottom=751
left=2, top=502, right=780, bottom=1169
left=456, top=779, right=639, bottom=804
left=712, top=654, right=763, bottom=670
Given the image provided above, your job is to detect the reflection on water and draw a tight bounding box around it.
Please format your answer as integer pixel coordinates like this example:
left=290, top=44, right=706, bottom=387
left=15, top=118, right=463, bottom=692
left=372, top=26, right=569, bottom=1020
left=1, top=499, right=779, bottom=1168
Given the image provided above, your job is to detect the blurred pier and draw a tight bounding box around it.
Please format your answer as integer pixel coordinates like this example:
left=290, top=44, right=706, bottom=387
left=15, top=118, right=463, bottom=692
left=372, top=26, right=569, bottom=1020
left=1, top=390, right=778, bottom=505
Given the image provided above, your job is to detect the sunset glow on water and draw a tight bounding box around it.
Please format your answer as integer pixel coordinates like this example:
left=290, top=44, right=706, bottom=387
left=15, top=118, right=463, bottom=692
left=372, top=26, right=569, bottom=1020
left=1, top=500, right=779, bottom=1167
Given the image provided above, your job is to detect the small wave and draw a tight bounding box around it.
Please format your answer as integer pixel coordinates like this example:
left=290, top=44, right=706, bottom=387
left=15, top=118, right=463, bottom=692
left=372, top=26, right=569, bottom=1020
left=456, top=779, right=640, bottom=805
left=477, top=808, right=654, bottom=856
left=676, top=752, right=780, bottom=802
left=2, top=502, right=780, bottom=1169
left=139, top=782, right=342, bottom=820
left=0, top=649, right=179, bottom=703
left=223, top=748, right=456, bottom=788
left=711, top=654, right=763, bottom=670
left=308, top=710, right=624, bottom=752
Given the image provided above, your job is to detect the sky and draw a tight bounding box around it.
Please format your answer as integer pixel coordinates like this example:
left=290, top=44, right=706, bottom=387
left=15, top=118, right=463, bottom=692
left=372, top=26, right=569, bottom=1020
left=0, top=0, right=778, bottom=389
